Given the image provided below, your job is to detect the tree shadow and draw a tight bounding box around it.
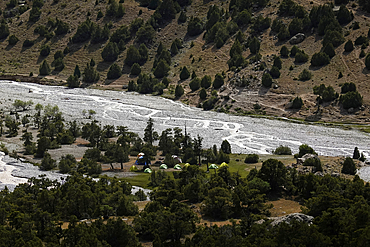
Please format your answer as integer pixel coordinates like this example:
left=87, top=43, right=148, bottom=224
left=258, top=86, right=270, bottom=96
left=86, top=41, right=106, bottom=53
left=5, top=43, right=15, bottom=51
left=362, top=67, right=370, bottom=75
left=97, top=61, right=112, bottom=72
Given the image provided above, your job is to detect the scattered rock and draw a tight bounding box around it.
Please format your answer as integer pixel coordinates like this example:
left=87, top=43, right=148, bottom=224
left=256, top=213, right=314, bottom=226
left=297, top=153, right=319, bottom=165
left=289, top=33, right=305, bottom=44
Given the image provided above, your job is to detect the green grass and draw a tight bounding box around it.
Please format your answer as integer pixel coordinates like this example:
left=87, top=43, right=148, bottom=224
left=124, top=173, right=151, bottom=188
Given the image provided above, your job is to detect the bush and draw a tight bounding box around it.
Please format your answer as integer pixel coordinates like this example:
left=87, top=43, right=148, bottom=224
left=297, top=144, right=317, bottom=158
left=289, top=18, right=303, bottom=36
left=244, top=154, right=259, bottom=163
left=273, top=56, right=282, bottom=69
left=290, top=45, right=299, bottom=57
left=355, top=35, right=368, bottom=46
left=107, top=63, right=122, bottom=79
left=83, top=64, right=100, bottom=83
left=153, top=60, right=170, bottom=78
left=303, top=157, right=322, bottom=172
left=353, top=147, right=360, bottom=159
left=341, top=157, right=356, bottom=175
left=298, top=69, right=312, bottom=81
left=294, top=51, right=309, bottom=63
left=249, top=36, right=260, bottom=54
left=202, top=96, right=218, bottom=110
left=201, top=75, right=212, bottom=89
left=323, top=30, right=344, bottom=47
left=136, top=24, right=155, bottom=43
left=340, top=91, right=363, bottom=109
left=337, top=5, right=353, bottom=25
left=53, top=58, right=65, bottom=71
left=74, top=65, right=81, bottom=78
left=323, top=43, right=335, bottom=58
left=128, top=80, right=137, bottom=91
left=277, top=25, right=290, bottom=41
left=262, top=73, right=273, bottom=87
left=341, top=82, right=356, bottom=94
left=67, top=75, right=79, bottom=88
left=29, top=7, right=41, bottom=22
left=130, top=63, right=141, bottom=75
left=175, top=85, right=184, bottom=98
left=199, top=88, right=207, bottom=99
left=311, top=52, right=330, bottom=66
left=360, top=50, right=366, bottom=58
left=280, top=46, right=289, bottom=57
left=189, top=78, right=201, bottom=91
left=39, top=60, right=51, bottom=75
left=23, top=39, right=34, bottom=47
left=162, top=77, right=170, bottom=87
left=292, top=96, right=303, bottom=109
left=8, top=34, right=18, bottom=45
left=40, top=152, right=56, bottom=171
left=101, top=42, right=119, bottom=62
left=344, top=40, right=354, bottom=52
left=178, top=11, right=187, bottom=23
left=180, top=66, right=190, bottom=80
left=273, top=146, right=292, bottom=155
left=213, top=74, right=224, bottom=89
left=366, top=54, right=370, bottom=70
left=187, top=16, right=203, bottom=36
left=0, top=21, right=9, bottom=40
left=270, top=66, right=280, bottom=78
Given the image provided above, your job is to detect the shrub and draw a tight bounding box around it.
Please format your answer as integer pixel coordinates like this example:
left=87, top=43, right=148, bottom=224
left=298, top=69, right=312, bottom=81
left=180, top=66, right=190, bottom=80
left=201, top=75, right=212, bottom=89
left=270, top=66, right=280, bottom=78
left=39, top=60, right=51, bottom=75
left=67, top=75, right=79, bottom=88
left=178, top=11, right=187, bottom=23
left=280, top=46, right=289, bottom=57
left=202, top=96, right=218, bottom=110
left=244, top=154, right=259, bottom=163
left=74, top=65, right=81, bottom=78
left=323, top=43, right=335, bottom=58
left=337, top=5, right=353, bottom=25
left=355, top=35, right=368, bottom=46
left=366, top=54, right=370, bottom=70
left=297, top=144, right=316, bottom=158
left=107, top=63, right=122, bottom=79
left=175, top=85, right=184, bottom=98
left=83, top=64, right=100, bottom=83
left=187, top=17, right=203, bottom=36
left=249, top=36, right=260, bottom=54
left=353, top=147, right=360, bottom=159
left=23, top=39, right=34, bottom=47
left=55, top=20, right=70, bottom=35
left=340, top=91, right=363, bottom=109
left=235, top=10, right=252, bottom=27
left=29, top=7, right=41, bottom=22
left=189, top=78, right=201, bottom=91
left=0, top=21, right=10, bottom=40
left=8, top=34, right=18, bottom=45
left=294, top=51, right=309, bottom=63
left=344, top=40, right=354, bottom=52
left=323, top=30, right=344, bottom=47
left=130, top=63, right=141, bottom=75
left=341, top=82, right=356, bottom=94
left=289, top=18, right=303, bottom=36
left=360, top=50, right=365, bottom=58
left=153, top=60, right=170, bottom=78
left=40, top=45, right=50, bottom=56
left=311, top=52, right=330, bottom=66
left=292, top=96, right=303, bottom=109
left=199, top=88, right=207, bottom=99
left=54, top=50, right=64, bottom=60
left=303, top=157, right=322, bottom=172
left=162, top=77, right=170, bottom=87
left=153, top=83, right=165, bottom=95
left=273, top=146, right=292, bottom=155
left=125, top=45, right=141, bottom=66
left=128, top=80, right=137, bottom=91
left=136, top=24, right=155, bottom=43
left=101, top=42, right=119, bottom=62
left=290, top=45, right=299, bottom=57
left=213, top=74, right=224, bottom=89
left=277, top=25, right=290, bottom=41
left=53, top=58, right=65, bottom=71
left=262, top=73, right=273, bottom=87
left=273, top=56, right=282, bottom=69
left=313, top=84, right=338, bottom=102
left=341, top=157, right=356, bottom=175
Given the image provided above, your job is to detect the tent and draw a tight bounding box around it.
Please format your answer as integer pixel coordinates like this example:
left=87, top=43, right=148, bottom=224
left=130, top=165, right=138, bottom=172
left=220, top=162, right=229, bottom=168
left=209, top=164, right=218, bottom=169
left=184, top=163, right=191, bottom=168
left=172, top=155, right=182, bottom=163
left=144, top=168, right=152, bottom=173
left=160, top=164, right=168, bottom=169
left=174, top=164, right=182, bottom=170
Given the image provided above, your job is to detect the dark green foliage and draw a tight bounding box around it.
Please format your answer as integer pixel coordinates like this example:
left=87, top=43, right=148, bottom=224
left=187, top=16, right=203, bottom=36
left=298, top=69, right=312, bottom=81
left=323, top=30, right=344, bottom=47
left=277, top=25, right=290, bottom=41
left=303, top=157, right=323, bottom=172
left=270, top=66, right=280, bottom=78
left=63, top=46, right=70, bottom=54
left=189, top=78, right=201, bottom=91
left=130, top=63, right=141, bottom=75
left=83, top=64, right=100, bottom=83
left=297, top=144, right=317, bottom=158
left=353, top=147, right=360, bottom=159
left=55, top=19, right=69, bottom=35
left=199, top=88, right=207, bottom=99
left=125, top=45, right=141, bottom=66
left=23, top=39, right=34, bottom=47
left=280, top=45, right=289, bottom=57
left=97, top=10, right=104, bottom=19
left=313, top=84, right=338, bottom=102
left=221, top=140, right=231, bottom=154
left=40, top=152, right=57, bottom=171
left=235, top=9, right=252, bottom=26
left=295, top=51, right=309, bottom=63
left=262, top=73, right=273, bottom=87
left=366, top=54, right=370, bottom=69
left=279, top=0, right=297, bottom=16
left=249, top=36, right=260, bottom=54
left=29, top=7, right=41, bottom=22
left=273, top=56, right=282, bottom=69
left=74, top=65, right=81, bottom=78
left=180, top=66, right=190, bottom=80
left=156, top=0, right=176, bottom=20
left=175, top=84, right=184, bottom=97
left=8, top=34, right=18, bottom=45
left=341, top=82, right=356, bottom=94
left=355, top=35, right=369, bottom=46
left=258, top=159, right=287, bottom=192
left=129, top=18, right=144, bottom=34
left=178, top=11, right=187, bottom=23
left=213, top=73, right=224, bottom=89
left=339, top=91, right=363, bottom=109
left=59, top=154, right=76, bottom=174
left=341, top=157, right=356, bottom=175
left=290, top=45, right=299, bottom=57
left=292, top=96, right=303, bottom=109
left=344, top=40, right=354, bottom=52
left=116, top=3, right=125, bottom=18
left=107, top=63, right=122, bottom=79
left=170, top=42, right=179, bottom=55
left=153, top=60, right=170, bottom=78
left=72, top=18, right=94, bottom=43
left=39, top=60, right=51, bottom=76
left=311, top=52, right=330, bottom=66
left=271, top=19, right=284, bottom=33
left=91, top=24, right=110, bottom=44
left=252, top=15, right=271, bottom=33
left=136, top=24, right=155, bottom=43
left=202, top=96, right=218, bottom=110
left=289, top=18, right=303, bottom=36
left=40, top=45, right=50, bottom=57
left=67, top=75, right=79, bottom=88
left=337, top=5, right=353, bottom=25
left=101, top=42, right=119, bottom=62
left=53, top=58, right=65, bottom=71
left=201, top=75, right=212, bottom=89
left=110, top=25, right=130, bottom=44
left=244, top=154, right=259, bottom=163
left=227, top=39, right=246, bottom=69
left=273, top=145, right=292, bottom=155
left=128, top=80, right=137, bottom=91
left=162, top=77, right=170, bottom=87
left=323, top=43, right=335, bottom=58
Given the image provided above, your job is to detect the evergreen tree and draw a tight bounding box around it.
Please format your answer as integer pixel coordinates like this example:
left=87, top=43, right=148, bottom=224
left=130, top=63, right=141, bottom=75
left=180, top=66, right=190, bottom=80
left=74, top=65, right=81, bottom=78
left=153, top=60, right=170, bottom=78
left=249, top=36, right=260, bottom=54
left=213, top=73, right=224, bottom=89
left=107, top=63, right=122, bottom=79
left=67, top=75, right=79, bottom=88
left=189, top=78, right=201, bottom=91
left=323, top=43, right=335, bottom=58
left=262, top=73, right=272, bottom=87
left=40, top=152, right=57, bottom=171
left=39, top=60, right=51, bottom=76
left=353, top=147, right=360, bottom=159
left=101, top=42, right=119, bottom=62
left=175, top=85, right=184, bottom=97
left=280, top=46, right=289, bottom=57
left=341, top=157, right=356, bottom=175
left=199, top=88, right=207, bottom=99
left=83, top=64, right=100, bottom=83
left=201, top=75, right=212, bottom=89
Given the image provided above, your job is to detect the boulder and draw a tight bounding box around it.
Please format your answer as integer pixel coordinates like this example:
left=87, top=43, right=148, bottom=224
left=269, top=213, right=314, bottom=226
left=297, top=153, right=319, bottom=165
left=289, top=33, right=305, bottom=45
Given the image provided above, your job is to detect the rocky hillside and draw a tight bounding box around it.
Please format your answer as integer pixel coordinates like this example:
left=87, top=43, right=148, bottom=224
left=1, top=0, right=370, bottom=123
